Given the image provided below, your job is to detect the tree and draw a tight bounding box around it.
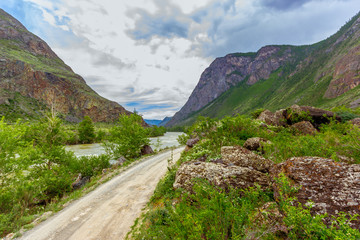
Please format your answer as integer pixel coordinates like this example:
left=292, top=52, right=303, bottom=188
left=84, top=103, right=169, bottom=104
left=78, top=116, right=95, bottom=144
left=104, top=113, right=149, bottom=159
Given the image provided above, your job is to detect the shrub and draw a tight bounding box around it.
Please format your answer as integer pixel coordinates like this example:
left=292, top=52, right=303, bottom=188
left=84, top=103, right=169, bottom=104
left=78, top=116, right=96, bottom=144
left=104, top=113, right=150, bottom=159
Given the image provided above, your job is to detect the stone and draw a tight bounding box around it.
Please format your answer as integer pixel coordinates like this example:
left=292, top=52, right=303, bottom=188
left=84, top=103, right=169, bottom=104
left=71, top=174, right=90, bottom=190
left=271, top=156, right=360, bottom=229
left=173, top=161, right=270, bottom=192
left=113, top=156, right=127, bottom=167
left=257, top=109, right=286, bottom=126
left=243, top=137, right=271, bottom=152
left=350, top=118, right=360, bottom=126
left=186, top=137, right=200, bottom=147
left=221, top=146, right=274, bottom=173
left=286, top=105, right=341, bottom=128
left=291, top=121, right=317, bottom=135
left=141, top=145, right=154, bottom=155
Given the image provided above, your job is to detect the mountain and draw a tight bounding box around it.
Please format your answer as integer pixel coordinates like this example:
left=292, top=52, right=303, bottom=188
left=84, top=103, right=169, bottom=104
left=144, top=119, right=162, bottom=126
left=145, top=117, right=172, bottom=126
left=159, top=116, right=171, bottom=126
left=166, top=12, right=360, bottom=127
left=0, top=9, right=131, bottom=122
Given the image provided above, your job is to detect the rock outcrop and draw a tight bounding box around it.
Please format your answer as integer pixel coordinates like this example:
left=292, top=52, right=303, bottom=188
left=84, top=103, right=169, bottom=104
left=243, top=137, right=271, bottom=153
left=221, top=146, right=273, bottom=173
left=174, top=146, right=273, bottom=192
left=291, top=121, right=317, bottom=135
left=167, top=46, right=293, bottom=127
left=0, top=9, right=132, bottom=122
left=271, top=156, right=360, bottom=229
left=173, top=160, right=271, bottom=192
left=166, top=12, right=360, bottom=127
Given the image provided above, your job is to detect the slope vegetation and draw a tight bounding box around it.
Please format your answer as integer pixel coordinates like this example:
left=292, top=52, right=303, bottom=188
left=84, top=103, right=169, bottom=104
left=167, top=12, right=360, bottom=127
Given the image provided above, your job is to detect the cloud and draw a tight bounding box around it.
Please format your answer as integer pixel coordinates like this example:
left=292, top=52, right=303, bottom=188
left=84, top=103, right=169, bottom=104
left=2, top=0, right=360, bottom=120
left=126, top=1, right=191, bottom=41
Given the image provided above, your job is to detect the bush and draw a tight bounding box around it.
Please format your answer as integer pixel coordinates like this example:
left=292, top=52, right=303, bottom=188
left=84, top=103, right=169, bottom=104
left=250, top=108, right=265, bottom=119
left=78, top=116, right=96, bottom=144
left=104, top=113, right=150, bottom=159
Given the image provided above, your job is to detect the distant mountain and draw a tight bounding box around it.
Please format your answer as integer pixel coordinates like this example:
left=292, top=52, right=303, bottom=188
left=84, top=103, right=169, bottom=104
left=145, top=116, right=172, bottom=126
left=0, top=9, right=131, bottom=122
left=166, top=12, right=360, bottom=127
left=144, top=119, right=162, bottom=126
left=159, top=116, right=171, bottom=126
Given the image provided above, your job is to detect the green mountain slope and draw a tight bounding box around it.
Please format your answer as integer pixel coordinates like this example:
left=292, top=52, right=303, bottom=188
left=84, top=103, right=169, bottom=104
left=167, top=12, right=360, bottom=127
left=0, top=9, right=131, bottom=122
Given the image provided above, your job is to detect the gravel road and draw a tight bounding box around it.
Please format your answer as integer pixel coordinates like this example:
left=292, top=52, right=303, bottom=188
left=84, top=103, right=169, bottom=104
left=19, top=147, right=184, bottom=240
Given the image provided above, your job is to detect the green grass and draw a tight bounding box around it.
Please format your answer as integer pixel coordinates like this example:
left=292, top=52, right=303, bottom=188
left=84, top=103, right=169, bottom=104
left=130, top=115, right=360, bottom=239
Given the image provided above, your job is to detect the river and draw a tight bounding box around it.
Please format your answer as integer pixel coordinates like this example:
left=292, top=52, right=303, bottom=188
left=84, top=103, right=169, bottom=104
left=65, top=132, right=183, bottom=157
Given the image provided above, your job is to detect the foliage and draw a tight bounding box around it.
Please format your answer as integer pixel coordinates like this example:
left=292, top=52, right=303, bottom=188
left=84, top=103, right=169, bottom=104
left=331, top=105, right=360, bottom=121
left=130, top=113, right=360, bottom=239
left=0, top=114, right=114, bottom=236
left=275, top=174, right=360, bottom=239
left=131, top=181, right=272, bottom=240
left=250, top=108, right=265, bottom=119
left=104, top=113, right=150, bottom=159
left=147, top=126, right=166, bottom=137
left=78, top=116, right=96, bottom=144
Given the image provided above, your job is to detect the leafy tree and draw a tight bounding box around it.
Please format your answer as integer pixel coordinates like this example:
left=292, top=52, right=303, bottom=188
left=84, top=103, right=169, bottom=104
left=104, top=113, right=150, bottom=159
left=78, top=116, right=95, bottom=144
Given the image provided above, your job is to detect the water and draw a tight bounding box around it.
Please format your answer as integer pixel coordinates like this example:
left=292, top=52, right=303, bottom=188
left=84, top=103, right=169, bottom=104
left=65, top=132, right=183, bottom=157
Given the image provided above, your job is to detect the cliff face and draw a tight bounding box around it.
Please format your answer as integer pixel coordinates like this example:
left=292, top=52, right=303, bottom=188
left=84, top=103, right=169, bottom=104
left=0, top=9, right=130, bottom=122
left=167, top=12, right=360, bottom=127
left=169, top=46, right=294, bottom=124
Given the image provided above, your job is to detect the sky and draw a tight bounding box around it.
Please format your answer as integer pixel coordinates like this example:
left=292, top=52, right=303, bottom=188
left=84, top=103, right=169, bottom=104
left=0, top=0, right=359, bottom=119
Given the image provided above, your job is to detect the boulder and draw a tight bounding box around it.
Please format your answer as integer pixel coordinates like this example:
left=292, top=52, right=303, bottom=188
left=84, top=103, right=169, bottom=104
left=173, top=161, right=271, bottom=192
left=141, top=145, right=154, bottom=155
left=243, top=137, right=271, bottom=152
left=286, top=105, right=341, bottom=128
left=113, top=156, right=127, bottom=167
left=257, top=110, right=286, bottom=126
left=221, top=146, right=274, bottom=173
left=72, top=174, right=90, bottom=190
left=271, top=156, right=360, bottom=229
left=257, top=109, right=286, bottom=126
left=291, top=121, right=317, bottom=135
left=186, top=137, right=200, bottom=147
left=350, top=118, right=360, bottom=126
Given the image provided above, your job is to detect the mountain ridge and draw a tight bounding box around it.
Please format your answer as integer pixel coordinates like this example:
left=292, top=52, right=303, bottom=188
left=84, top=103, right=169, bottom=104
left=0, top=8, right=131, bottom=122
left=166, top=12, right=360, bottom=127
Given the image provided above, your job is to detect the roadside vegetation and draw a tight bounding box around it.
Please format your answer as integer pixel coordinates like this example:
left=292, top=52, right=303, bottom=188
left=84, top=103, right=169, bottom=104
left=129, top=106, right=360, bottom=239
left=0, top=112, right=166, bottom=237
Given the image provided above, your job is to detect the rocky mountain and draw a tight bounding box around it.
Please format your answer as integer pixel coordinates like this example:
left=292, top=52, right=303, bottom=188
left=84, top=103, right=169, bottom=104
left=159, top=116, right=171, bottom=126
left=144, top=119, right=162, bottom=126
left=0, top=9, right=131, bottom=122
left=167, top=12, right=360, bottom=127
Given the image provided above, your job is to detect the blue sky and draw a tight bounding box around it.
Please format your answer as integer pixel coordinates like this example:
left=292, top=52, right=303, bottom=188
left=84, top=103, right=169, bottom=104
left=1, top=0, right=359, bottom=119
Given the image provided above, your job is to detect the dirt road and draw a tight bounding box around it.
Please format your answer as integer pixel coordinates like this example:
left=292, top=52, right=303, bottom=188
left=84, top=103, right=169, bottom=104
left=19, top=147, right=184, bottom=240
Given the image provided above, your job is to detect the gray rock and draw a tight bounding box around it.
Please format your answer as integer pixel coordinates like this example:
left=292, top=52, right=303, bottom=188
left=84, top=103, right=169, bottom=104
left=291, top=121, right=317, bottom=135
left=72, top=174, right=90, bottom=190
left=173, top=161, right=270, bottom=192
left=271, top=156, right=360, bottom=229
left=141, top=145, right=154, bottom=155
left=243, top=137, right=271, bottom=152
left=350, top=118, right=360, bottom=126
left=186, top=137, right=200, bottom=147
left=221, top=146, right=274, bottom=173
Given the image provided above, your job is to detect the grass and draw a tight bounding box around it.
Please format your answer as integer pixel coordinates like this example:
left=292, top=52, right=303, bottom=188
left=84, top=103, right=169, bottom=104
left=129, top=113, right=360, bottom=239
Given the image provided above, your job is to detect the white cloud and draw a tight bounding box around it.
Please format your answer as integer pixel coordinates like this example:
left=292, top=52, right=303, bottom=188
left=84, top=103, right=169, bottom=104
left=15, top=0, right=360, bottom=119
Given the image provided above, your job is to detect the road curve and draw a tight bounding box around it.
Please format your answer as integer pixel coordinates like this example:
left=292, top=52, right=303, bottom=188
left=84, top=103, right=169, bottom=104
left=19, top=147, right=184, bottom=240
